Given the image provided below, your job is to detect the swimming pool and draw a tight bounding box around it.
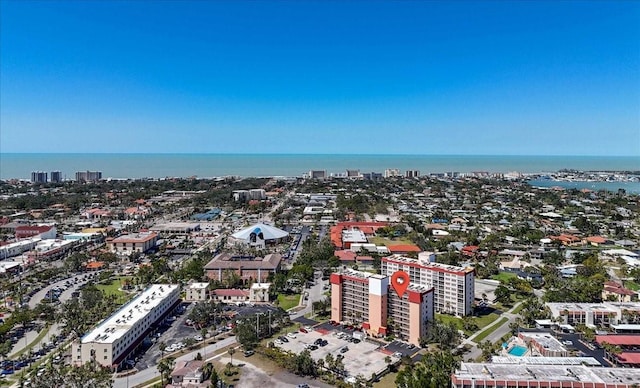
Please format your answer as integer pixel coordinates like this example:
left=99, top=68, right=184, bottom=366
left=508, top=345, right=527, bottom=357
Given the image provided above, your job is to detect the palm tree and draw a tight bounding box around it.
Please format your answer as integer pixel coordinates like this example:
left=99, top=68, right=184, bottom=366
left=158, top=341, right=167, bottom=360
left=200, top=327, right=208, bottom=352
left=228, top=348, right=235, bottom=366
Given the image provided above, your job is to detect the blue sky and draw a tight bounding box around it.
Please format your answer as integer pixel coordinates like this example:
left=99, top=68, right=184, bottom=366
left=1, top=1, right=639, bottom=155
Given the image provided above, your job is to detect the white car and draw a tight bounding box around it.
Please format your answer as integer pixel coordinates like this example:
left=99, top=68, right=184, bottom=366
left=194, top=335, right=203, bottom=341
left=304, top=326, right=313, bottom=332
left=274, top=340, right=283, bottom=346
left=286, top=332, right=297, bottom=339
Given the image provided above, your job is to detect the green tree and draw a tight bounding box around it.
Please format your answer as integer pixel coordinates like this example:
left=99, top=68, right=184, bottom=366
left=158, top=356, right=175, bottom=386
left=228, top=348, right=236, bottom=366
left=293, top=350, right=318, bottom=377
left=395, top=351, right=459, bottom=388
left=494, top=285, right=512, bottom=305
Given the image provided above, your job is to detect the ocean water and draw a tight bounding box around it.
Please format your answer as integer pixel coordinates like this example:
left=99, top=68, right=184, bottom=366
left=528, top=179, right=640, bottom=194
left=1, top=153, right=638, bottom=181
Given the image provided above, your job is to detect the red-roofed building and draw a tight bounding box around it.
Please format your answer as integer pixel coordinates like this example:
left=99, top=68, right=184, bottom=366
left=15, top=225, right=56, bottom=240
left=550, top=234, right=582, bottom=246
left=335, top=250, right=357, bottom=262
left=602, top=281, right=638, bottom=303
left=334, top=250, right=375, bottom=265
left=330, top=222, right=388, bottom=248
left=461, top=245, right=479, bottom=258
left=585, top=236, right=609, bottom=246
left=596, top=335, right=640, bottom=347
left=387, top=244, right=421, bottom=254
left=616, top=352, right=640, bottom=367
left=211, top=288, right=249, bottom=303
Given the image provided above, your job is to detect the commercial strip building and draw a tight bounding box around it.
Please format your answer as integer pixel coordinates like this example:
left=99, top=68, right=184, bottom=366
left=106, top=232, right=159, bottom=255
left=330, top=269, right=434, bottom=346
left=451, top=362, right=640, bottom=388
left=150, top=222, right=201, bottom=235
left=546, top=302, right=640, bottom=327
left=381, top=253, right=475, bottom=316
left=72, top=284, right=180, bottom=369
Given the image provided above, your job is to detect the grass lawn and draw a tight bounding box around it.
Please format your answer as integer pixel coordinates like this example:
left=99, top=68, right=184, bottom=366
left=473, top=313, right=500, bottom=329
left=373, top=370, right=398, bottom=387
left=436, top=314, right=463, bottom=331
left=277, top=294, right=301, bottom=310
left=512, top=303, right=525, bottom=314
left=95, top=276, right=131, bottom=303
left=368, top=236, right=414, bottom=247
left=624, top=280, right=640, bottom=291
left=473, top=317, right=508, bottom=343
left=491, top=272, right=518, bottom=283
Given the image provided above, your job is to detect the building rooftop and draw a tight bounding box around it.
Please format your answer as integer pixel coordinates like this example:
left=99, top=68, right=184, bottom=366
left=204, top=253, right=282, bottom=270
left=150, top=222, right=201, bottom=232
left=520, top=332, right=567, bottom=353
left=595, top=335, right=640, bottom=346
left=342, top=229, right=367, bottom=243
left=490, top=356, right=601, bottom=366
left=453, top=363, right=640, bottom=386
left=383, top=254, right=474, bottom=274
left=111, top=232, right=158, bottom=244
left=188, top=282, right=209, bottom=290
left=547, top=302, right=640, bottom=315
left=81, top=284, right=178, bottom=345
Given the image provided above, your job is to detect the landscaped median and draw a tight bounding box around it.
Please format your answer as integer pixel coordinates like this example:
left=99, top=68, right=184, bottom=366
left=472, top=317, right=508, bottom=343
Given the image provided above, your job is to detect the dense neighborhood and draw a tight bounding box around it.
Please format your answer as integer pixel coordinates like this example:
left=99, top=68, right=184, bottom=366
left=0, top=170, right=639, bottom=387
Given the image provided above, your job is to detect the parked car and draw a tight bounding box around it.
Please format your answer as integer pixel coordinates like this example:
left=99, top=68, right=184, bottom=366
left=243, top=350, right=255, bottom=357
left=340, top=346, right=349, bottom=353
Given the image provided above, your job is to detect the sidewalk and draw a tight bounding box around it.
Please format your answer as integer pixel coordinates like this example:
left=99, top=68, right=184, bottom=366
left=464, top=301, right=523, bottom=345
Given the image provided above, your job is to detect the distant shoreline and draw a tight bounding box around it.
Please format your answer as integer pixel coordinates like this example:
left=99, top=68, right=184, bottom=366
left=1, top=153, right=639, bottom=181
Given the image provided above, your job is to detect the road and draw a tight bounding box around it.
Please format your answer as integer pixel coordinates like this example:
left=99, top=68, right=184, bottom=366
left=290, top=271, right=327, bottom=320
left=462, top=301, right=523, bottom=361
left=113, top=336, right=238, bottom=388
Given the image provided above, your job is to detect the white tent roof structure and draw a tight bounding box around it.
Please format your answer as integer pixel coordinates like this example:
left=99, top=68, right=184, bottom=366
left=231, top=223, right=289, bottom=241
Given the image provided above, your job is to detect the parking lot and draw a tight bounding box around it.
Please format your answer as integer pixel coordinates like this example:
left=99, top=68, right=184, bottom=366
left=274, top=328, right=394, bottom=380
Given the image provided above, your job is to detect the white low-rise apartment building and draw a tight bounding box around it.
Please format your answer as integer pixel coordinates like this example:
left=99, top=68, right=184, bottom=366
left=72, top=284, right=180, bottom=369
left=185, top=282, right=209, bottom=302
left=381, top=253, right=475, bottom=316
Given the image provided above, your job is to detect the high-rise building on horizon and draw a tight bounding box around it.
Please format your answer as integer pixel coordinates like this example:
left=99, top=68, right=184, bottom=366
left=31, top=171, right=47, bottom=183
left=384, top=168, right=401, bottom=178
left=50, top=171, right=62, bottom=183
left=75, top=170, right=102, bottom=182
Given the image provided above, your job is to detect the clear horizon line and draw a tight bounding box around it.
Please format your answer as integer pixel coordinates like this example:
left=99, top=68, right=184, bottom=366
left=1, top=152, right=638, bottom=158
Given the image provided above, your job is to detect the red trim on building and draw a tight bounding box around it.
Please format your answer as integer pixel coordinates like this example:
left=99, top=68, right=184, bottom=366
left=407, top=290, right=422, bottom=303
left=330, top=273, right=342, bottom=285
left=382, top=256, right=469, bottom=276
